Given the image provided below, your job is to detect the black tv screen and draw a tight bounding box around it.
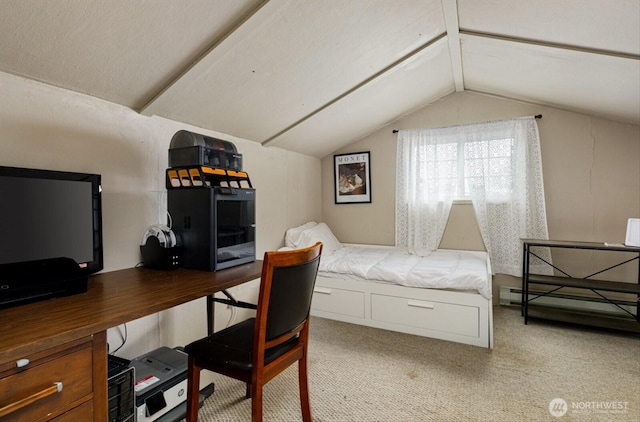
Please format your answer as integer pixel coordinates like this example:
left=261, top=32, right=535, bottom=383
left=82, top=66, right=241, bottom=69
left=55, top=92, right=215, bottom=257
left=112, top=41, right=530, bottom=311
left=0, top=166, right=103, bottom=308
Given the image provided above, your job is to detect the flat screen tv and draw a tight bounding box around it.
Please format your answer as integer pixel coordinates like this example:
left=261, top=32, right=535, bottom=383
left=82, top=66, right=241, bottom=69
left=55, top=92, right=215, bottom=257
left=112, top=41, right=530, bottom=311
left=0, top=166, right=103, bottom=309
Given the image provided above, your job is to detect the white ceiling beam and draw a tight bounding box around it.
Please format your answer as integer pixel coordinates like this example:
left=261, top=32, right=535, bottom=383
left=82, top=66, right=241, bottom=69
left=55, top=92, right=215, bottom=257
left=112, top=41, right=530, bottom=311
left=266, top=37, right=456, bottom=157
left=261, top=33, right=447, bottom=147
left=459, top=29, right=640, bottom=61
left=441, top=0, right=464, bottom=91
left=139, top=0, right=270, bottom=116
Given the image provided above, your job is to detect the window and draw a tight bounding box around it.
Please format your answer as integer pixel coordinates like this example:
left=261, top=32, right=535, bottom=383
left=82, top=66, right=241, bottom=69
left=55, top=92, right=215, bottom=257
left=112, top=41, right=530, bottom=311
left=420, top=137, right=515, bottom=199
left=396, top=117, right=550, bottom=276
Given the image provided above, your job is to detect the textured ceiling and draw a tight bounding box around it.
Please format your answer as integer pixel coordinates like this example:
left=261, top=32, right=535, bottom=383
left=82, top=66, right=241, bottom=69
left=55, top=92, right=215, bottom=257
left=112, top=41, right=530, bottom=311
left=0, top=0, right=638, bottom=157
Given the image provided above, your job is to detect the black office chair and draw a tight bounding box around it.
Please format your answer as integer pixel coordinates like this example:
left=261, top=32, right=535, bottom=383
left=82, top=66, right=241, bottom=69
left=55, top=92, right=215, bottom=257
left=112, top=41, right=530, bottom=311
left=184, top=242, right=323, bottom=422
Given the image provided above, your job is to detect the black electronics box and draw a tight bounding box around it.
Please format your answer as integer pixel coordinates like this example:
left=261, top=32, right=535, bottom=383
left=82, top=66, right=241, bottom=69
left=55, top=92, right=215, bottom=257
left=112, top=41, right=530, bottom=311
left=169, top=146, right=242, bottom=171
left=168, top=130, right=242, bottom=171
left=140, top=237, right=183, bottom=270
left=168, top=187, right=256, bottom=272
left=108, top=354, right=135, bottom=422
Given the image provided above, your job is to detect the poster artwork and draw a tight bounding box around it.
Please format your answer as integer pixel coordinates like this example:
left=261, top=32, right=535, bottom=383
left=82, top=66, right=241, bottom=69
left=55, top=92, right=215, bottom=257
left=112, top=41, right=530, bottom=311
left=334, top=152, right=371, bottom=204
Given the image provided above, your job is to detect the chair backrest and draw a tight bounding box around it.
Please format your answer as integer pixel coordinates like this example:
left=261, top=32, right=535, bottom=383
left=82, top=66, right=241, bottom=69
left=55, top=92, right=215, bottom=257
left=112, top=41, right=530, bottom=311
left=255, top=242, right=322, bottom=345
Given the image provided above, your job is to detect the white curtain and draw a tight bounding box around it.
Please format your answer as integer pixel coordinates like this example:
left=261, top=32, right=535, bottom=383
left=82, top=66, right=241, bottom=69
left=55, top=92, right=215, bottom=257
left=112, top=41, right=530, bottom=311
left=395, top=129, right=456, bottom=256
left=396, top=117, right=551, bottom=276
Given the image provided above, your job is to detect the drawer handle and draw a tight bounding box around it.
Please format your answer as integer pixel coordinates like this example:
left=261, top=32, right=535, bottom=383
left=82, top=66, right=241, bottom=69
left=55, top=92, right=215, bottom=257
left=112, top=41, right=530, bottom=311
left=407, top=300, right=435, bottom=309
left=16, top=358, right=30, bottom=368
left=314, top=287, right=332, bottom=295
left=0, top=382, right=63, bottom=418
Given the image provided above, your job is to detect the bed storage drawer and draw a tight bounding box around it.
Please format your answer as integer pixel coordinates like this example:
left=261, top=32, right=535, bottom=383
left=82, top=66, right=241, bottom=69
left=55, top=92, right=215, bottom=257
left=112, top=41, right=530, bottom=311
left=312, top=286, right=365, bottom=318
left=371, top=294, right=479, bottom=338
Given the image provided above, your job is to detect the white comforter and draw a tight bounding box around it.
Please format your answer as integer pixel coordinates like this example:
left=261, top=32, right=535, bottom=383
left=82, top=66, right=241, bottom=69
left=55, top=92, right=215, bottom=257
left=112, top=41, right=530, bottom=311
left=319, top=246, right=492, bottom=299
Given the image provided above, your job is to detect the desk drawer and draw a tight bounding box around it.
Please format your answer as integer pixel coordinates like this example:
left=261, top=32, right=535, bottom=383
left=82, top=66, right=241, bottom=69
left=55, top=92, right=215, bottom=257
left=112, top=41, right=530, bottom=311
left=312, top=286, right=365, bottom=318
left=51, top=400, right=94, bottom=422
left=371, top=294, right=479, bottom=338
left=0, top=342, right=93, bottom=421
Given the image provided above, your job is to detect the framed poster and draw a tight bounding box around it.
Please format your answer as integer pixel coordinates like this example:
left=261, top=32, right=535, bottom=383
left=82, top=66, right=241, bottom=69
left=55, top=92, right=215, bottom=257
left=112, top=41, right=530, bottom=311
left=334, top=151, right=371, bottom=204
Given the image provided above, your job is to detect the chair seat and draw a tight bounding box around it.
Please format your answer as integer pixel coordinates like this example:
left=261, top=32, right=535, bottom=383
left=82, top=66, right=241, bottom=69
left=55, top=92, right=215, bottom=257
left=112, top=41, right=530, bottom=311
left=185, top=318, right=300, bottom=372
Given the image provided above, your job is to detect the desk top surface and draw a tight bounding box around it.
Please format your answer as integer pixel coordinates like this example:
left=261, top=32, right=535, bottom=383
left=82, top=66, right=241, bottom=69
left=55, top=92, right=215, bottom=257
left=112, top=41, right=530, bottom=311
left=0, top=261, right=263, bottom=364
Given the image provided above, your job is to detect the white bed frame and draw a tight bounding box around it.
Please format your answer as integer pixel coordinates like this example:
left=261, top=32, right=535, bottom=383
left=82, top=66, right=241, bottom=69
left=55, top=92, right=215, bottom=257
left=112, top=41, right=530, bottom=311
left=310, top=251, right=494, bottom=349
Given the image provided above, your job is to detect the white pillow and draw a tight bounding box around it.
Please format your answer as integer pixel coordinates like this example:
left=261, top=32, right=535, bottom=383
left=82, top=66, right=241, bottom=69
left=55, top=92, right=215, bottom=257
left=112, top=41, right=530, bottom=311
left=285, top=222, right=317, bottom=248
left=297, top=222, right=342, bottom=253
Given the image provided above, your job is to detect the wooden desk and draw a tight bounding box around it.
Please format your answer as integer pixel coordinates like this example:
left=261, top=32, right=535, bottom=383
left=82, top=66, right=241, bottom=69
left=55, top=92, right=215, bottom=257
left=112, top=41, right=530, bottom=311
left=0, top=261, right=263, bottom=421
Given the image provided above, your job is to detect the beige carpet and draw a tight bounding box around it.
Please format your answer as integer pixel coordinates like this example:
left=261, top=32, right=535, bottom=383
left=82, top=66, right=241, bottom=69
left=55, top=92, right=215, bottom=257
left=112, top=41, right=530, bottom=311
left=194, top=306, right=640, bottom=421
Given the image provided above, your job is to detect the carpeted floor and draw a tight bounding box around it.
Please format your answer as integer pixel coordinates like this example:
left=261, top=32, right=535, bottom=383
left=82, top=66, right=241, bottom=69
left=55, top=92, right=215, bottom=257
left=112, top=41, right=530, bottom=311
left=194, top=306, right=640, bottom=421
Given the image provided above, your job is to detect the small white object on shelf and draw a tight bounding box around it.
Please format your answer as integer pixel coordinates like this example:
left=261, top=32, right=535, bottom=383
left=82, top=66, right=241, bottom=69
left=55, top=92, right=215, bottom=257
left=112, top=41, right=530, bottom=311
left=625, top=218, right=640, bottom=247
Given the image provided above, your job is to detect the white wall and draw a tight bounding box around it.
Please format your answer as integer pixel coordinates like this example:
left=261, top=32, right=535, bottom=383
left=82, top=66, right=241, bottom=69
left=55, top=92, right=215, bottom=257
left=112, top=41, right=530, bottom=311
left=0, top=71, right=321, bottom=360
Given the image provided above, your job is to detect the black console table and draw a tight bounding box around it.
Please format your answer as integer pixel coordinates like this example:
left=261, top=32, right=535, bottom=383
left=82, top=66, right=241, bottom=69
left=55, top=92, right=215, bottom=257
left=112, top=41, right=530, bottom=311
left=522, top=239, right=640, bottom=332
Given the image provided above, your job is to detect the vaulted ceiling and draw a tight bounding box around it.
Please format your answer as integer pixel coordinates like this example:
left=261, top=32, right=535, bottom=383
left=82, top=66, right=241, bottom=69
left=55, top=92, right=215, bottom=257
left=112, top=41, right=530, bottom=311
left=1, top=0, right=638, bottom=157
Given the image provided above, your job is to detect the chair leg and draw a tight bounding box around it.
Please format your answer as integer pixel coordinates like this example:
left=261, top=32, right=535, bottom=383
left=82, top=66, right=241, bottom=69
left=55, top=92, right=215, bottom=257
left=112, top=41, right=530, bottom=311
left=246, top=382, right=251, bottom=399
left=298, top=357, right=312, bottom=422
left=250, top=382, right=263, bottom=422
left=186, top=357, right=201, bottom=422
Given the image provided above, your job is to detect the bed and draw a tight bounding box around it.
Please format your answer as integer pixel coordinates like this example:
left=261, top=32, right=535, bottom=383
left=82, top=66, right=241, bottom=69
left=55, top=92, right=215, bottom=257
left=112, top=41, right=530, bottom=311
left=285, top=222, right=494, bottom=348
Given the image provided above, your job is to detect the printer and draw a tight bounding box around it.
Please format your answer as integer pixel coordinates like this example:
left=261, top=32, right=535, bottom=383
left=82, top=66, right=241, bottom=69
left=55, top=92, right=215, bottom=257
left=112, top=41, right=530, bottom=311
left=131, top=346, right=214, bottom=422
left=132, top=347, right=189, bottom=422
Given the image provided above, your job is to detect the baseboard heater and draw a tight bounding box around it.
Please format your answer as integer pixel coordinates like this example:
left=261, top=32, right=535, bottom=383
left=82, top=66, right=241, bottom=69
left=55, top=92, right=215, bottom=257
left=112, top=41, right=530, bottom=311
left=499, top=286, right=636, bottom=317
